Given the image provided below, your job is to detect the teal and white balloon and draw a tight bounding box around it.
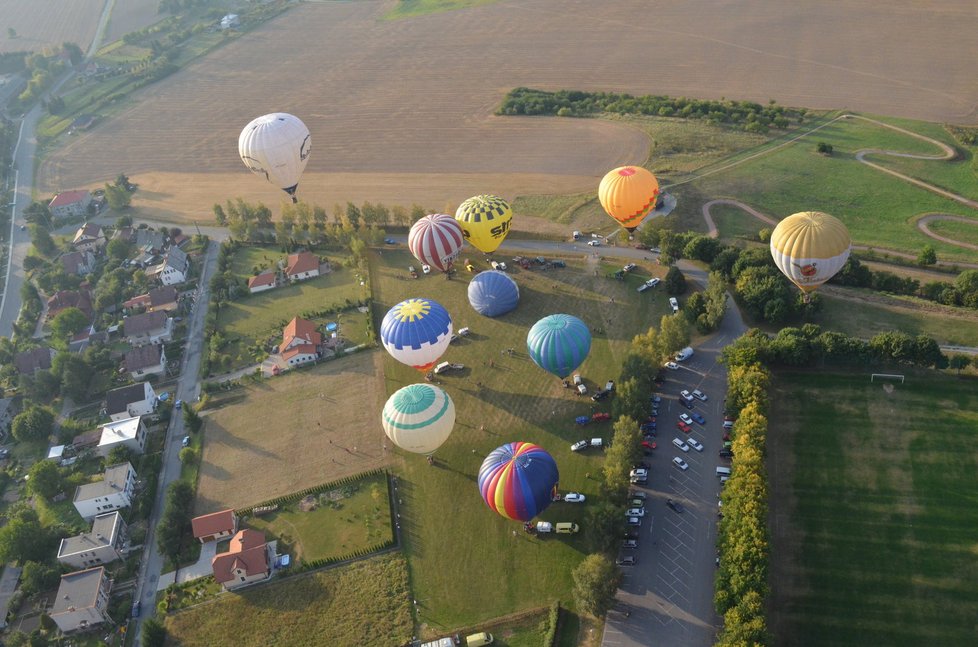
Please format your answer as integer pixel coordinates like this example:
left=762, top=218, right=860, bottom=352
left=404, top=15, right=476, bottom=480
left=382, top=384, right=456, bottom=455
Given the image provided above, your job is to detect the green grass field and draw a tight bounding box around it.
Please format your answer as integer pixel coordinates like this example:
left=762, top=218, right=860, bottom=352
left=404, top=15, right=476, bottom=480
left=384, top=0, right=500, bottom=20
left=245, top=472, right=392, bottom=563
left=767, top=372, right=978, bottom=645
left=164, top=553, right=413, bottom=647
left=370, top=248, right=669, bottom=632
left=924, top=217, right=978, bottom=248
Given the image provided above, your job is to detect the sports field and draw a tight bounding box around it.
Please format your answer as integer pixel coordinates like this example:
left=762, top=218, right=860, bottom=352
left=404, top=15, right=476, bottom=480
left=767, top=372, right=978, bottom=646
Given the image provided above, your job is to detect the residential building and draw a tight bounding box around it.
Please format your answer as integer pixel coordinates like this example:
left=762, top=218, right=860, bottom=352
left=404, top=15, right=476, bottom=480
left=285, top=251, right=320, bottom=281
left=247, top=270, right=276, bottom=294
left=49, top=190, right=92, bottom=218
left=47, top=289, right=94, bottom=321
left=192, top=509, right=238, bottom=543
left=111, top=226, right=135, bottom=244
left=279, top=317, right=321, bottom=368
left=71, top=223, right=106, bottom=253
left=96, top=416, right=148, bottom=457
left=57, top=512, right=128, bottom=569
left=105, top=382, right=157, bottom=422
left=124, top=344, right=166, bottom=380
left=211, top=529, right=272, bottom=590
left=0, top=566, right=22, bottom=630
left=50, top=567, right=111, bottom=634
left=73, top=462, right=136, bottom=521
left=13, top=347, right=54, bottom=375
left=150, top=246, right=189, bottom=286
left=123, top=310, right=171, bottom=346
left=60, top=250, right=96, bottom=276
left=125, top=286, right=179, bottom=313
left=135, top=229, right=166, bottom=254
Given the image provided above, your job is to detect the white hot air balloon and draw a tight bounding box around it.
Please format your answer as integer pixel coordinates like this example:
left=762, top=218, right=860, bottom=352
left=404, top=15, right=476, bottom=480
left=382, top=384, right=456, bottom=455
left=238, top=113, right=311, bottom=203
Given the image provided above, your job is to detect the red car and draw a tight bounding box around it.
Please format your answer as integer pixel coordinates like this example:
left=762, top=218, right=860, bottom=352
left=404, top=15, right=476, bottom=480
left=677, top=421, right=693, bottom=434
left=592, top=412, right=611, bottom=422
left=641, top=440, right=656, bottom=451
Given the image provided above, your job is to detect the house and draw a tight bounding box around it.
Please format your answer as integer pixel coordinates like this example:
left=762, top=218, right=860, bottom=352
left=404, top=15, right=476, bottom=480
left=73, top=462, right=136, bottom=521
left=0, top=398, right=15, bottom=439
left=248, top=270, right=277, bottom=294
left=124, top=344, right=166, bottom=380
left=57, top=512, right=128, bottom=569
left=150, top=246, right=189, bottom=286
left=147, top=286, right=180, bottom=312
left=71, top=223, right=106, bottom=253
left=123, top=310, right=171, bottom=346
left=221, top=13, right=240, bottom=30
left=172, top=233, right=190, bottom=248
left=111, top=226, right=135, bottom=244
left=105, top=382, right=157, bottom=422
left=13, top=347, right=55, bottom=375
left=49, top=190, right=92, bottom=218
left=60, top=250, right=96, bottom=276
left=47, top=289, right=94, bottom=321
left=192, top=509, right=238, bottom=543
left=71, top=429, right=102, bottom=451
left=50, top=567, right=112, bottom=634
left=285, top=251, right=320, bottom=282
left=96, top=417, right=148, bottom=457
left=279, top=317, right=321, bottom=368
left=122, top=293, right=151, bottom=311
left=0, top=566, right=22, bottom=630
left=135, top=229, right=166, bottom=254
left=211, top=529, right=271, bottom=590
left=68, top=325, right=106, bottom=353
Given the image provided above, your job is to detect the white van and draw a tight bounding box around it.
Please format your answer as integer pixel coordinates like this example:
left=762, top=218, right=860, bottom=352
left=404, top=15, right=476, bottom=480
left=675, top=347, right=694, bottom=362
left=716, top=467, right=731, bottom=477
left=466, top=632, right=494, bottom=647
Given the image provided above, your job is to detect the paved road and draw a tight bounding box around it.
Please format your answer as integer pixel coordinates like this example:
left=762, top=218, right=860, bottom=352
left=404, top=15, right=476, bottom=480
left=131, top=241, right=219, bottom=641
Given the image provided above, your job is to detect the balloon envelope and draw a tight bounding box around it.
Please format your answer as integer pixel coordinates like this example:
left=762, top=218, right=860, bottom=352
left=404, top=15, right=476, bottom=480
left=238, top=113, right=311, bottom=202
left=382, top=384, right=456, bottom=455
left=598, top=166, right=660, bottom=232
left=455, top=195, right=513, bottom=253
left=380, top=298, right=453, bottom=372
left=770, top=211, right=851, bottom=294
left=408, top=214, right=465, bottom=272
left=527, top=314, right=591, bottom=379
left=478, top=442, right=559, bottom=522
left=467, top=270, right=519, bottom=317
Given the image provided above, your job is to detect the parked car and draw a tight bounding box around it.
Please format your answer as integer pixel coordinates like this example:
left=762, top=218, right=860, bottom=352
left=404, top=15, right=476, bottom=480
left=623, top=263, right=637, bottom=273
left=175, top=400, right=183, bottom=410
left=625, top=508, right=645, bottom=517
left=677, top=421, right=693, bottom=434
left=622, top=539, right=638, bottom=549
left=629, top=490, right=647, bottom=500
left=672, top=457, right=689, bottom=471
left=616, top=555, right=637, bottom=565
left=384, top=238, right=397, bottom=244
left=626, top=516, right=642, bottom=526
left=592, top=412, right=611, bottom=422
left=181, top=435, right=191, bottom=447
left=131, top=600, right=141, bottom=619
left=664, top=361, right=679, bottom=370
left=591, top=389, right=609, bottom=401
left=571, top=440, right=590, bottom=452
left=641, top=440, right=656, bottom=453
left=651, top=395, right=662, bottom=404
left=623, top=529, right=640, bottom=539
left=672, top=437, right=689, bottom=452
left=422, top=264, right=431, bottom=274
left=680, top=390, right=694, bottom=402
left=691, top=412, right=706, bottom=425
left=587, top=239, right=601, bottom=247
left=576, top=384, right=588, bottom=396
left=681, top=398, right=694, bottom=410
left=564, top=492, right=586, bottom=503
left=687, top=438, right=704, bottom=452
left=666, top=499, right=685, bottom=513
left=692, top=389, right=708, bottom=401
left=719, top=449, right=734, bottom=458
left=629, top=468, right=648, bottom=484
left=679, top=413, right=693, bottom=425
left=629, top=497, right=645, bottom=508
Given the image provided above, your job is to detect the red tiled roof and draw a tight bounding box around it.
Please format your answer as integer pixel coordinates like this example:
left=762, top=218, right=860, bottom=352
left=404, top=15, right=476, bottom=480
left=47, top=289, right=93, bottom=320
left=191, top=509, right=236, bottom=540
left=123, top=294, right=152, bottom=310
left=279, top=317, right=322, bottom=354
left=211, top=529, right=269, bottom=584
left=49, top=190, right=90, bottom=208
left=248, top=271, right=276, bottom=289
left=281, top=344, right=318, bottom=362
left=285, top=252, right=319, bottom=276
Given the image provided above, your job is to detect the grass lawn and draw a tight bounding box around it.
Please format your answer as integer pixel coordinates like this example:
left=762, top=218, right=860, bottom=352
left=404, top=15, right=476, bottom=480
left=245, top=472, right=392, bottom=563
left=924, top=216, right=978, bottom=248
left=164, top=553, right=412, bottom=647
left=369, top=248, right=670, bottom=631
left=767, top=372, right=978, bottom=646
left=384, top=0, right=501, bottom=20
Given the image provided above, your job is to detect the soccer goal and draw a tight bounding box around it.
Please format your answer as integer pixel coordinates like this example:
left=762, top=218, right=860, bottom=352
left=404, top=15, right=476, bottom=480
left=871, top=373, right=905, bottom=384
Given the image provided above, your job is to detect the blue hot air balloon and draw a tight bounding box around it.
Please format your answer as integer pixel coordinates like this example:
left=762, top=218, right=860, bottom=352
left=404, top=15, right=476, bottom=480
left=380, top=298, right=453, bottom=372
left=467, top=270, right=520, bottom=317
left=526, top=314, right=591, bottom=379
left=478, top=442, right=559, bottom=522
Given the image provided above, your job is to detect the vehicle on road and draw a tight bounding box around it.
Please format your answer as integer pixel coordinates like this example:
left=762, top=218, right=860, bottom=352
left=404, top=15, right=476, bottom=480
left=664, top=361, right=678, bottom=370
left=181, top=435, right=191, bottom=447
left=691, top=412, right=706, bottom=425
left=672, top=457, right=689, bottom=471
left=679, top=413, right=693, bottom=425
left=687, top=438, right=704, bottom=452
left=384, top=238, right=397, bottom=244
left=564, top=492, right=586, bottom=503
left=131, top=600, right=141, bottom=618
left=175, top=400, right=183, bottom=410
left=677, top=421, right=692, bottom=434
left=587, top=240, right=601, bottom=247
left=672, top=437, right=689, bottom=452
left=666, top=499, right=685, bottom=513
left=692, top=389, right=707, bottom=401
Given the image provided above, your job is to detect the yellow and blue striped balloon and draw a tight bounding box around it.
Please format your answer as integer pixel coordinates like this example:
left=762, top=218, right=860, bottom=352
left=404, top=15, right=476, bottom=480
left=380, top=298, right=453, bottom=372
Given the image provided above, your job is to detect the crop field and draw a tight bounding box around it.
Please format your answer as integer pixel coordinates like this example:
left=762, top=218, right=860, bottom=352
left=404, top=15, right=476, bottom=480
left=195, top=351, right=389, bottom=514
left=368, top=247, right=669, bottom=632
left=36, top=0, right=978, bottom=226
left=164, top=553, right=413, bottom=647
left=767, top=372, right=978, bottom=646
left=0, top=0, right=102, bottom=54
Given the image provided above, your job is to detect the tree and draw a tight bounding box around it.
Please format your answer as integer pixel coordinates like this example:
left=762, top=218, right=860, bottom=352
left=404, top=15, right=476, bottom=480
left=602, top=415, right=642, bottom=500
left=585, top=501, right=624, bottom=553
left=29, top=224, right=57, bottom=256
left=664, top=265, right=686, bottom=295
left=658, top=314, right=690, bottom=358
left=948, top=354, right=971, bottom=375
left=816, top=141, right=833, bottom=155
left=917, top=244, right=937, bottom=266
left=12, top=406, right=55, bottom=443
left=19, top=561, right=60, bottom=598
left=572, top=554, right=621, bottom=617
left=62, top=42, right=83, bottom=65
left=49, top=308, right=89, bottom=343
left=179, top=447, right=198, bottom=465
left=142, top=618, right=167, bottom=647
left=104, top=182, right=132, bottom=210
left=183, top=406, right=203, bottom=433
left=106, top=238, right=132, bottom=262
left=27, top=460, right=62, bottom=500
left=108, top=445, right=134, bottom=466
left=0, top=508, right=56, bottom=563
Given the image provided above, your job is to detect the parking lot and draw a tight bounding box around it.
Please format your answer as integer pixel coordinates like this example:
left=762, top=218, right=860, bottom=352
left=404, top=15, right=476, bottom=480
left=604, top=339, right=731, bottom=647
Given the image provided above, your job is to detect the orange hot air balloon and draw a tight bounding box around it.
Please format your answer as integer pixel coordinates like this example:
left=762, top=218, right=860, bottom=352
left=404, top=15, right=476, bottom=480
left=598, top=166, right=660, bottom=232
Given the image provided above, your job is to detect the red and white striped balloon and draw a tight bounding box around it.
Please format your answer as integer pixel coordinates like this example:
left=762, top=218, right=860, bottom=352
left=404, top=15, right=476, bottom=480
left=408, top=214, right=465, bottom=272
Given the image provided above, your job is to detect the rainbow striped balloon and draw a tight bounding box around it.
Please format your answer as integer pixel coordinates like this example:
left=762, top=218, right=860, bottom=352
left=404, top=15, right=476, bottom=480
left=478, top=442, right=559, bottom=522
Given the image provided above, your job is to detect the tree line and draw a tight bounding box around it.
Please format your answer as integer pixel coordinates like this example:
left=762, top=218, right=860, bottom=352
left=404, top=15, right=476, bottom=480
left=497, top=88, right=808, bottom=133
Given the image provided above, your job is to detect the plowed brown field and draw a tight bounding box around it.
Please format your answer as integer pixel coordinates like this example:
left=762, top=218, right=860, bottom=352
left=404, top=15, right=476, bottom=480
left=0, top=0, right=102, bottom=53
left=37, top=0, right=978, bottom=225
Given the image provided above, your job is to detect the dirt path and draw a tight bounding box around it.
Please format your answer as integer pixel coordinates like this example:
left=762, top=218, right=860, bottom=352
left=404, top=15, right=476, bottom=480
left=916, top=214, right=978, bottom=251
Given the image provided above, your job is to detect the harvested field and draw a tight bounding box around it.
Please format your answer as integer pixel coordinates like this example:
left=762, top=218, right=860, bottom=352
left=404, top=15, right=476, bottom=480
left=40, top=0, right=978, bottom=225
left=0, top=0, right=102, bottom=53
left=104, top=0, right=166, bottom=44
left=195, top=351, right=389, bottom=514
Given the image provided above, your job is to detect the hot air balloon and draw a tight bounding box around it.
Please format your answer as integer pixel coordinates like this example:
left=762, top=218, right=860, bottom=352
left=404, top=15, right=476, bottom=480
left=598, top=166, right=660, bottom=232
left=408, top=214, right=465, bottom=272
left=526, top=314, right=591, bottom=379
left=238, top=113, right=311, bottom=203
left=380, top=298, right=453, bottom=372
left=455, top=195, right=512, bottom=254
left=478, top=442, right=559, bottom=522
left=467, top=270, right=519, bottom=317
left=770, top=211, right=851, bottom=296
left=382, top=384, right=455, bottom=455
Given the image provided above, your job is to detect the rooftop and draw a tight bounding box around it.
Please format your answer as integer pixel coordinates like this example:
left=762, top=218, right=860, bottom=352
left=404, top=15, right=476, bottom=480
left=58, top=512, right=123, bottom=558
left=97, top=417, right=142, bottom=448
left=51, top=567, right=106, bottom=615
left=124, top=310, right=167, bottom=336
left=49, top=190, right=90, bottom=208
left=125, top=344, right=163, bottom=372
left=74, top=462, right=134, bottom=502
left=192, top=509, right=236, bottom=540
left=105, top=384, right=150, bottom=416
